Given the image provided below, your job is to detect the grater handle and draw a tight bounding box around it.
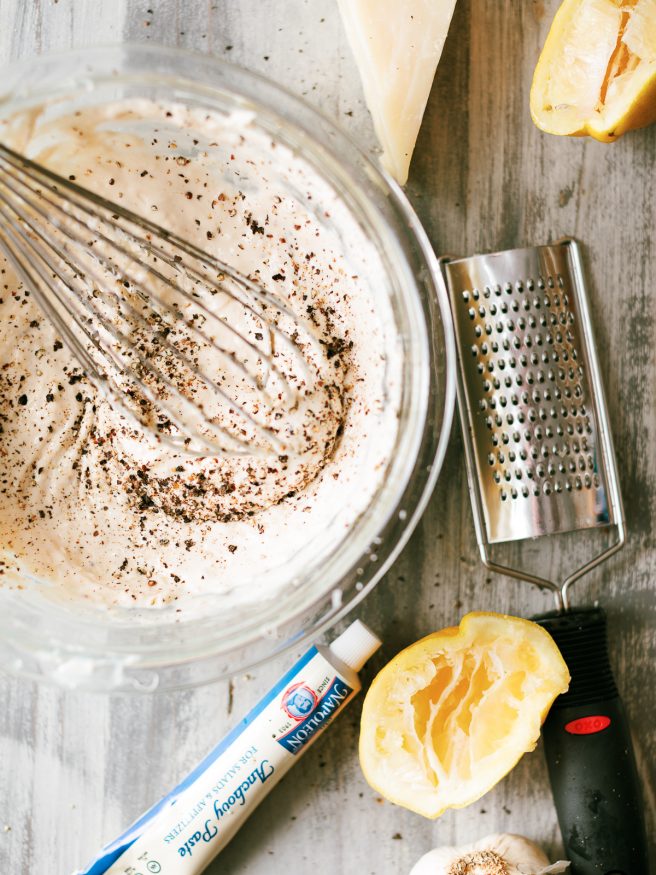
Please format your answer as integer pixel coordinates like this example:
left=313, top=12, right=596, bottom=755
left=534, top=608, right=649, bottom=875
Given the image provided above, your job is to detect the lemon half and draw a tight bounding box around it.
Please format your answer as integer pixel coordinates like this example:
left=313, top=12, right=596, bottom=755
left=531, top=0, right=656, bottom=141
left=359, top=612, right=569, bottom=818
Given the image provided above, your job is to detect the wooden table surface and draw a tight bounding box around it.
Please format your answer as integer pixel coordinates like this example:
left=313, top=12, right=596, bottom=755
left=1, top=2, right=654, bottom=873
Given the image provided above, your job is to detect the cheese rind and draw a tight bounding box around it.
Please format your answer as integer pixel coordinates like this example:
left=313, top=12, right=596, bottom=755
left=338, top=0, right=458, bottom=184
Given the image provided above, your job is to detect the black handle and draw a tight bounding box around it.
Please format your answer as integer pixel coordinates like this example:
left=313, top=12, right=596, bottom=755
left=534, top=607, right=648, bottom=875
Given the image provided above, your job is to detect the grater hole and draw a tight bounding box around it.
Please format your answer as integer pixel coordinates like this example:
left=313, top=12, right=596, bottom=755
left=462, top=290, right=470, bottom=302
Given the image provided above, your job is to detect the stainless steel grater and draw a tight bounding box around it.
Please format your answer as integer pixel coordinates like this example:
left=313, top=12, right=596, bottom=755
left=440, top=239, right=648, bottom=875
left=440, top=238, right=625, bottom=610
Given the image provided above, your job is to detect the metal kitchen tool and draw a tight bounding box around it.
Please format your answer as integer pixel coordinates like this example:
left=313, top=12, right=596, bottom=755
left=440, top=239, right=648, bottom=875
left=0, top=143, right=320, bottom=458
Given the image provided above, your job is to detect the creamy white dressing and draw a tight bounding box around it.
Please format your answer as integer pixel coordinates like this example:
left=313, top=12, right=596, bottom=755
left=0, top=99, right=401, bottom=616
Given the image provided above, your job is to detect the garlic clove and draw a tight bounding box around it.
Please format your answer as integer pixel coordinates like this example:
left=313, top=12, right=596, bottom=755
left=409, top=833, right=570, bottom=875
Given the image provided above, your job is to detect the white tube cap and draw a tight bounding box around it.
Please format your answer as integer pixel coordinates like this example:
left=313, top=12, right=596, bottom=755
left=329, top=620, right=381, bottom=673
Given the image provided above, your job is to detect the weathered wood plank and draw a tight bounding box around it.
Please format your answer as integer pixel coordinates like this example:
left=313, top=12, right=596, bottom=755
left=0, top=1, right=654, bottom=873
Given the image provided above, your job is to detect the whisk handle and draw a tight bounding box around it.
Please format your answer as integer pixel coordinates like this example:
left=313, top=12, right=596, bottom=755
left=534, top=607, right=649, bottom=875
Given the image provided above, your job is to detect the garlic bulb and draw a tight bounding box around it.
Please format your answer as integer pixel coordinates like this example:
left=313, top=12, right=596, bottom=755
left=409, top=833, right=570, bottom=875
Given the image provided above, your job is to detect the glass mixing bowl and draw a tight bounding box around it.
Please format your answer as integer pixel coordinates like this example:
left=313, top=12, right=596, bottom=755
left=0, top=45, right=455, bottom=691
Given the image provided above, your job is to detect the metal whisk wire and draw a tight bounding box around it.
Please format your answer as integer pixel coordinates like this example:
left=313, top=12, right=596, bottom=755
left=0, top=143, right=321, bottom=457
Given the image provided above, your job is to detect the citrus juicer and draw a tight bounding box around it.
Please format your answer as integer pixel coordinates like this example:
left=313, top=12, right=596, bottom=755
left=439, top=239, right=648, bottom=875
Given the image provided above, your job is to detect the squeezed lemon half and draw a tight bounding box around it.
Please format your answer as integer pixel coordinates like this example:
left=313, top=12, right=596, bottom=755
left=359, top=612, right=569, bottom=818
left=531, top=0, right=656, bottom=141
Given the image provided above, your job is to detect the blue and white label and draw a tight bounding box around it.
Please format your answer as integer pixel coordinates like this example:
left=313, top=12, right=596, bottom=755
left=281, top=682, right=318, bottom=721
left=81, top=646, right=358, bottom=875
left=277, top=677, right=351, bottom=753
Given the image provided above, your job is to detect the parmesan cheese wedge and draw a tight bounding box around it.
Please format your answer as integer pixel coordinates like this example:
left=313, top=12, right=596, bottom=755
left=337, top=0, right=458, bottom=185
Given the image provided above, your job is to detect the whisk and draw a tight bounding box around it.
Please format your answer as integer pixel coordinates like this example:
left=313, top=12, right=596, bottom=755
left=0, top=143, right=322, bottom=457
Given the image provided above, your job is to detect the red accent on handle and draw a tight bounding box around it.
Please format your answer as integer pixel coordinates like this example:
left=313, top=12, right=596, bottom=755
left=565, top=715, right=611, bottom=735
